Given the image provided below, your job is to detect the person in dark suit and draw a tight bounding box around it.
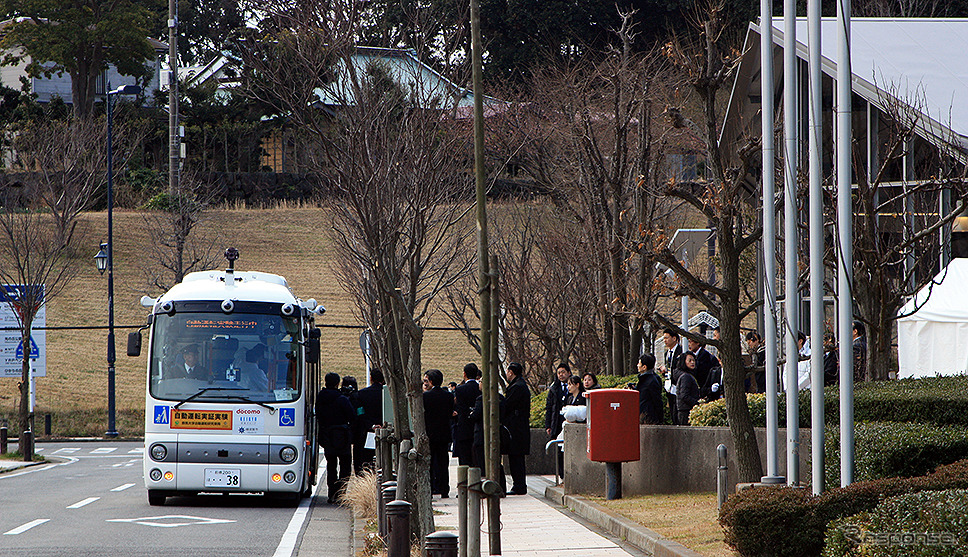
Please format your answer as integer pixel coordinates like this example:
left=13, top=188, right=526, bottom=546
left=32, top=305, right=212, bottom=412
left=470, top=391, right=507, bottom=494
left=502, top=362, right=531, bottom=495
left=544, top=363, right=571, bottom=437
left=316, top=372, right=355, bottom=503
left=355, top=368, right=385, bottom=473
left=687, top=337, right=717, bottom=391
left=658, top=329, right=683, bottom=424
left=633, top=354, right=663, bottom=424
left=423, top=369, right=455, bottom=497
left=675, top=352, right=701, bottom=426
left=745, top=331, right=766, bottom=393
left=852, top=321, right=867, bottom=383
left=169, top=343, right=213, bottom=381
left=453, top=363, right=481, bottom=466
left=823, top=332, right=839, bottom=386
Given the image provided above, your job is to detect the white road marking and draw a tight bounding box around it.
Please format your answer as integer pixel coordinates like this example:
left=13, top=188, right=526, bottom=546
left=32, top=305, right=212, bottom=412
left=67, top=497, right=100, bottom=509
left=53, top=448, right=80, bottom=454
left=112, top=459, right=141, bottom=468
left=106, top=515, right=236, bottom=528
left=111, top=483, right=136, bottom=492
left=0, top=457, right=78, bottom=480
left=128, top=448, right=144, bottom=454
left=91, top=447, right=117, bottom=454
left=3, top=519, right=50, bottom=535
left=272, top=479, right=324, bottom=557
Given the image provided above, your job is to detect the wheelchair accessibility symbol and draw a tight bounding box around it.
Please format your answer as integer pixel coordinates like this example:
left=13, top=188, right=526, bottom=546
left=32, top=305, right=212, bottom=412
left=279, top=408, right=295, bottom=427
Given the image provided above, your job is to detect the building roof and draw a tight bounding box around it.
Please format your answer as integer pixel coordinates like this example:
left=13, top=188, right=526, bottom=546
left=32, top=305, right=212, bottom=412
left=750, top=17, right=968, bottom=153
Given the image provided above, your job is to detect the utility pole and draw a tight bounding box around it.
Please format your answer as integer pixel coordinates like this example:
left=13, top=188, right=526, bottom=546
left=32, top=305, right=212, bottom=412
left=168, top=0, right=179, bottom=195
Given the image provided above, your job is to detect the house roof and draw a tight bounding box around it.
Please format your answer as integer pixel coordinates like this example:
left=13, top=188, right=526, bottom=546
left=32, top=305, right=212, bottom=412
left=730, top=18, right=968, bottom=155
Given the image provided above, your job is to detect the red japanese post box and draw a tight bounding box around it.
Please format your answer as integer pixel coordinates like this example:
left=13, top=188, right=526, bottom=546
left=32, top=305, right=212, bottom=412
left=586, top=388, right=640, bottom=462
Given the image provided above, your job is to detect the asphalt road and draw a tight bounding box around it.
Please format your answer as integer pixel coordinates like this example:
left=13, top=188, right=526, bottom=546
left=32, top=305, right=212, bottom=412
left=0, top=441, right=352, bottom=557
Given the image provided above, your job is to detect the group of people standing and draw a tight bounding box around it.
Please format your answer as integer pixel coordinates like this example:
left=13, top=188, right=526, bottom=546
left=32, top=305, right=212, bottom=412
left=314, top=369, right=386, bottom=504
left=442, top=362, right=532, bottom=496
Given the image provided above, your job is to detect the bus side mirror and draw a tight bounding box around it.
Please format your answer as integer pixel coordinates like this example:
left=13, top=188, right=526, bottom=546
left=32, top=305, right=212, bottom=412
left=127, top=331, right=142, bottom=357
left=306, top=328, right=321, bottom=364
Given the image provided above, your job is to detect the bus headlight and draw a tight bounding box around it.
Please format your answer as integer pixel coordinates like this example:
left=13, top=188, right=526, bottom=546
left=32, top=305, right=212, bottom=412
left=150, top=443, right=168, bottom=461
left=280, top=446, right=297, bottom=463
left=149, top=468, right=163, bottom=481
left=284, top=471, right=296, bottom=484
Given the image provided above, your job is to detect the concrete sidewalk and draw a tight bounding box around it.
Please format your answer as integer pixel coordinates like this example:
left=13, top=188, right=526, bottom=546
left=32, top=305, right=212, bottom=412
left=430, top=469, right=646, bottom=557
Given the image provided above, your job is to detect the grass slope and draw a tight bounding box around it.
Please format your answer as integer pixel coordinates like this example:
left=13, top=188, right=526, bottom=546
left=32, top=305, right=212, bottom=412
left=0, top=207, right=474, bottom=435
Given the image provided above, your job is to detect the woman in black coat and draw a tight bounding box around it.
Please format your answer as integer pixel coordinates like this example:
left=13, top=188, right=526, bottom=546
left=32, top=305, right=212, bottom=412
left=675, top=352, right=701, bottom=426
left=501, top=362, right=531, bottom=495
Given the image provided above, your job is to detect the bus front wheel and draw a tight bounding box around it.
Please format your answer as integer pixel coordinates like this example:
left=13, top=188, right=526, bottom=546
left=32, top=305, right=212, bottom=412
left=148, top=490, right=166, bottom=506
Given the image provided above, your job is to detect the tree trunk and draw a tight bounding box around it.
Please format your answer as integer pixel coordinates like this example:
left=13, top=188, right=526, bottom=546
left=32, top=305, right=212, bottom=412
left=17, top=329, right=32, bottom=457
left=720, top=236, right=763, bottom=483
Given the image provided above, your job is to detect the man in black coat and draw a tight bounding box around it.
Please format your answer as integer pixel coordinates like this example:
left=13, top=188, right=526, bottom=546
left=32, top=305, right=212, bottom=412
left=354, top=368, right=385, bottom=473
left=502, top=362, right=531, bottom=495
left=687, top=337, right=717, bottom=391
left=316, top=372, right=356, bottom=503
left=658, top=329, right=683, bottom=424
left=423, top=369, right=455, bottom=497
left=633, top=354, right=664, bottom=425
left=453, top=363, right=481, bottom=466
left=544, top=363, right=571, bottom=437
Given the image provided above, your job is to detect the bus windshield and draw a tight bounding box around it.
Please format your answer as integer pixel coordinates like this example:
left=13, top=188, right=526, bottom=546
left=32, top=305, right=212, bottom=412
left=149, top=310, right=302, bottom=403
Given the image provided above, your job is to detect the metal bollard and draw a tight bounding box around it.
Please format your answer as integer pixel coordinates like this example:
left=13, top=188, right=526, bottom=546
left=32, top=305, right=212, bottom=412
left=1, top=424, right=7, bottom=454
left=380, top=481, right=397, bottom=540
left=425, top=531, right=459, bottom=557
left=22, top=430, right=33, bottom=461
left=45, top=414, right=51, bottom=437
left=457, top=465, right=468, bottom=557
left=717, top=444, right=728, bottom=510
left=386, top=500, right=412, bottom=557
left=397, top=438, right=412, bottom=503
left=376, top=468, right=386, bottom=540
left=467, top=467, right=481, bottom=557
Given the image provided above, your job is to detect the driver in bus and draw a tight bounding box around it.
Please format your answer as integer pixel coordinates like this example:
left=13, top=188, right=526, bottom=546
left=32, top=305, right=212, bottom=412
left=170, top=343, right=212, bottom=382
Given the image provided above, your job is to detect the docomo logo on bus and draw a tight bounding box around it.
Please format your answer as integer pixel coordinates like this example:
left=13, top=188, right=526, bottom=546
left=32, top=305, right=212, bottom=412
left=236, top=409, right=262, bottom=415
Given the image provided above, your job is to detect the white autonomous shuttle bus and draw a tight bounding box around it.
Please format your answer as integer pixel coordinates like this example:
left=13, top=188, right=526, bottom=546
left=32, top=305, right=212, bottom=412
left=128, top=248, right=323, bottom=506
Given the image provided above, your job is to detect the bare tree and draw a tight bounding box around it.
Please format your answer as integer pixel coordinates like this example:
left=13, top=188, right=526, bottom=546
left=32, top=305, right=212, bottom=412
left=477, top=13, right=679, bottom=381
left=234, top=1, right=473, bottom=538
left=851, top=86, right=968, bottom=381
left=0, top=206, right=79, bottom=458
left=138, top=166, right=221, bottom=292
left=657, top=1, right=764, bottom=482
left=8, top=112, right=145, bottom=250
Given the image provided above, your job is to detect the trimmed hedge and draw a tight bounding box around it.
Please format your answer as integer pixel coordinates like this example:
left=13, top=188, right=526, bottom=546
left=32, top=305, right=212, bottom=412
left=825, top=422, right=968, bottom=488
left=690, top=375, right=968, bottom=428
left=823, top=489, right=968, bottom=556
left=720, top=459, right=968, bottom=557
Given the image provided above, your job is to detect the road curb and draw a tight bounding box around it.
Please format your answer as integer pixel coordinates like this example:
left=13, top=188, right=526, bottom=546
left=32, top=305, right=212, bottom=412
left=543, top=485, right=704, bottom=557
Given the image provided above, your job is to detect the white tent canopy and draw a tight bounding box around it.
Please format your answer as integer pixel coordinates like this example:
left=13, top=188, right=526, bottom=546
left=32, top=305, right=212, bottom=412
left=897, top=258, right=968, bottom=378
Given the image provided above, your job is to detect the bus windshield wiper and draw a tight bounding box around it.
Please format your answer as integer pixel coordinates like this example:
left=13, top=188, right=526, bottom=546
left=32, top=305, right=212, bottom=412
left=174, top=387, right=245, bottom=410
left=220, top=394, right=277, bottom=413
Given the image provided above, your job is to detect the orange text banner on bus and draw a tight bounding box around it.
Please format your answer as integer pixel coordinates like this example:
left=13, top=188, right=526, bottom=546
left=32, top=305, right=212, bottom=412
left=170, top=409, right=233, bottom=430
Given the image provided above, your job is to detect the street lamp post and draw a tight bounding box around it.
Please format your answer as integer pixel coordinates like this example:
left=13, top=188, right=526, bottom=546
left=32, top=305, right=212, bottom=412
left=97, top=83, right=140, bottom=439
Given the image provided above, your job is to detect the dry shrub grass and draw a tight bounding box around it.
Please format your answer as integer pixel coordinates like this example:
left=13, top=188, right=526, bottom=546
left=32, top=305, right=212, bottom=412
left=0, top=207, right=476, bottom=436
left=341, top=469, right=379, bottom=518
left=595, top=492, right=737, bottom=557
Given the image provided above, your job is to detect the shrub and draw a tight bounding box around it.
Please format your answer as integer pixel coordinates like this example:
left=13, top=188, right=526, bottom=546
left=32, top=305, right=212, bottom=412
left=824, top=422, right=968, bottom=487
left=823, top=490, right=968, bottom=557
left=690, top=376, right=968, bottom=428
left=719, top=458, right=968, bottom=557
